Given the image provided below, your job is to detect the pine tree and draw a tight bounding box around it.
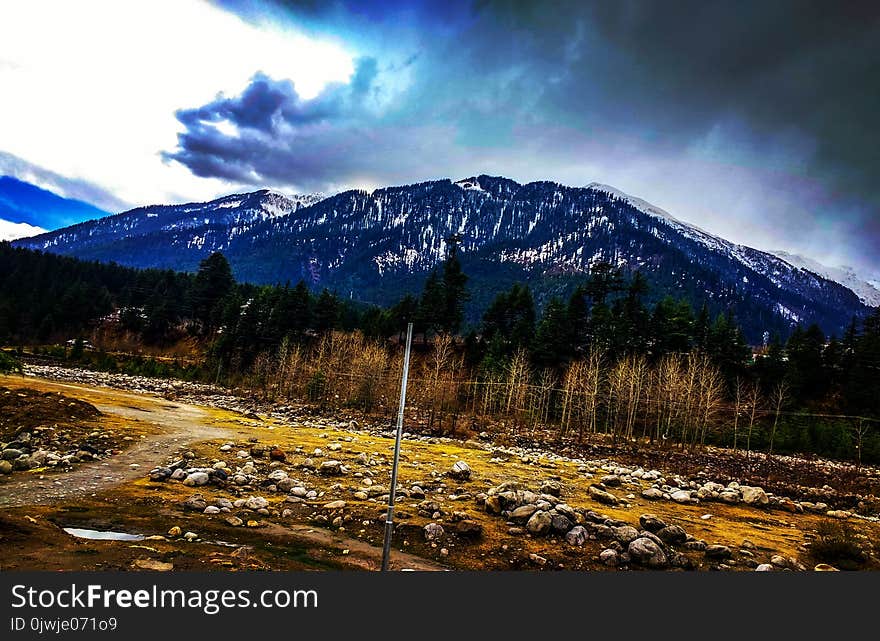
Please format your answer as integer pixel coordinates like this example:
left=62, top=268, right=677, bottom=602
left=314, top=289, right=339, bottom=334
left=532, top=297, right=571, bottom=368
left=191, top=252, right=235, bottom=332
left=441, top=236, right=469, bottom=334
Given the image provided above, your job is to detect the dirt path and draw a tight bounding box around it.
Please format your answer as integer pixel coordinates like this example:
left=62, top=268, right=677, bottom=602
left=0, top=378, right=234, bottom=507
left=0, top=376, right=447, bottom=571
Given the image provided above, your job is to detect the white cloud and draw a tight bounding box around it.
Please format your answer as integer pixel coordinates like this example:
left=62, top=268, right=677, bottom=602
left=0, top=219, right=46, bottom=241
left=0, top=0, right=354, bottom=206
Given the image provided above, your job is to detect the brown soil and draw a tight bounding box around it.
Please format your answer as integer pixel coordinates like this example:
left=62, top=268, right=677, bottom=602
left=1, top=374, right=877, bottom=573
left=0, top=385, right=100, bottom=438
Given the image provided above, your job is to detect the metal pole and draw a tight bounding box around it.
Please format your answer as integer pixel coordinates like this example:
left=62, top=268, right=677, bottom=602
left=381, top=322, right=414, bottom=571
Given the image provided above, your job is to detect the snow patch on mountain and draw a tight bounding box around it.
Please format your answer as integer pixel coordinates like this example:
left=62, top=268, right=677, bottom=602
left=772, top=251, right=880, bottom=307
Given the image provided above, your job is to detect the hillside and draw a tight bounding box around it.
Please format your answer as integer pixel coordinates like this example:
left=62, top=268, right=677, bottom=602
left=15, top=176, right=872, bottom=340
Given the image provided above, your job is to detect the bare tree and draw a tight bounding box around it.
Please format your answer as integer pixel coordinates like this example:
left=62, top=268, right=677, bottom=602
left=745, top=381, right=761, bottom=465
left=732, top=376, right=745, bottom=450
left=768, top=380, right=789, bottom=457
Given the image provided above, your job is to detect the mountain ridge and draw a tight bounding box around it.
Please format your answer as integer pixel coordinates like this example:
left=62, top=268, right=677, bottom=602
left=14, top=174, right=873, bottom=341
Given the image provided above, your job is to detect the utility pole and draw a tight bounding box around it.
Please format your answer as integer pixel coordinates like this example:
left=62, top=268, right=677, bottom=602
left=381, top=322, right=414, bottom=571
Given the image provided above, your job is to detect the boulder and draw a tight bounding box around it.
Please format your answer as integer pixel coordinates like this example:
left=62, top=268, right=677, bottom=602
left=455, top=520, right=483, bottom=537
left=0, top=460, right=12, bottom=475
left=182, top=472, right=209, bottom=487
left=589, top=486, right=620, bottom=506
left=740, top=486, right=769, bottom=507
left=450, top=461, right=471, bottom=480
left=319, top=460, right=344, bottom=475
left=627, top=537, right=668, bottom=568
left=612, top=525, right=640, bottom=545
left=704, top=545, right=732, bottom=560
left=182, top=495, right=207, bottom=511
left=670, top=490, right=697, bottom=504
left=599, top=548, right=619, bottom=566
left=638, top=514, right=666, bottom=532
left=641, top=488, right=664, bottom=500
left=565, top=526, right=589, bottom=547
left=551, top=513, right=573, bottom=534
left=526, top=510, right=553, bottom=536
left=244, top=496, right=269, bottom=510
left=424, top=523, right=445, bottom=541
left=540, top=479, right=562, bottom=496
left=509, top=504, right=538, bottom=522
left=656, top=525, right=688, bottom=546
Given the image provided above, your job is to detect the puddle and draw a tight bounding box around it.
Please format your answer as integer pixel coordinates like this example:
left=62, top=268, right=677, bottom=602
left=63, top=527, right=144, bottom=541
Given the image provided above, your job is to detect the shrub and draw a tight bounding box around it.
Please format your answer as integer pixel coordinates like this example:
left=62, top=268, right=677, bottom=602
left=810, top=520, right=865, bottom=570
left=0, top=350, right=22, bottom=374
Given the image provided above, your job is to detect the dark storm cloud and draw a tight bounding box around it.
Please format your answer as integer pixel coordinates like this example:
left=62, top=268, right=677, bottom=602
left=176, top=0, right=880, bottom=269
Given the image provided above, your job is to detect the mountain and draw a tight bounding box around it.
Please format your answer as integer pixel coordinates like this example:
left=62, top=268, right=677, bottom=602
left=0, top=175, right=110, bottom=232
left=770, top=251, right=880, bottom=308
left=16, top=189, right=324, bottom=273
left=14, top=175, right=872, bottom=341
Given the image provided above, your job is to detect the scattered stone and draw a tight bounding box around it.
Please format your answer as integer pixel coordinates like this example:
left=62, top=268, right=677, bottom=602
left=540, top=479, right=562, bottom=496
left=600, top=474, right=621, bottom=487
left=455, top=520, right=483, bottom=537
left=565, top=526, right=589, bottom=547
left=319, top=460, right=344, bottom=475
left=705, top=545, right=732, bottom=560
left=641, top=488, right=664, bottom=500
left=670, top=490, right=697, bottom=504
left=167, top=526, right=182, bottom=537
left=133, top=559, right=173, bottom=571
left=529, top=553, right=547, bottom=566
left=628, top=537, right=668, bottom=568
left=225, top=516, right=244, bottom=527
left=656, top=525, right=688, bottom=546
left=182, top=495, right=207, bottom=512
left=323, top=500, right=346, bottom=510
left=814, top=564, right=840, bottom=572
left=450, top=460, right=471, bottom=480
left=148, top=466, right=172, bottom=481
left=589, top=486, right=619, bottom=506
left=244, top=496, right=269, bottom=510
left=613, top=525, right=640, bottom=545
left=526, top=510, right=553, bottom=535
left=740, top=486, right=769, bottom=507
left=639, top=514, right=666, bottom=532
left=182, top=471, right=210, bottom=487
left=599, top=548, right=619, bottom=566
left=424, top=523, right=445, bottom=541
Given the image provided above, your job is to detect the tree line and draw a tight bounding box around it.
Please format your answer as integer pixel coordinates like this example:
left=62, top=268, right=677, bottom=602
left=1, top=241, right=878, bottom=463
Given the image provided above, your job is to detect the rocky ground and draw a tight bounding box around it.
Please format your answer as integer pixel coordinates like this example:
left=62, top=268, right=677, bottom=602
left=0, top=385, right=114, bottom=476
left=1, top=365, right=878, bottom=572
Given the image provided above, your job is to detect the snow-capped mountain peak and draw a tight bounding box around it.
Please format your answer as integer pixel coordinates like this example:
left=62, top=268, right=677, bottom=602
left=14, top=175, right=873, bottom=339
left=771, top=251, right=880, bottom=308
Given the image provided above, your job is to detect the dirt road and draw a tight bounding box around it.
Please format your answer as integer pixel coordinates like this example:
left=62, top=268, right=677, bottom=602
left=0, top=375, right=446, bottom=571
left=0, top=378, right=234, bottom=507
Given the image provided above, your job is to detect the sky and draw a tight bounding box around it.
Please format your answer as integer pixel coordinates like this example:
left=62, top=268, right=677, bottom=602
left=0, top=0, right=878, bottom=275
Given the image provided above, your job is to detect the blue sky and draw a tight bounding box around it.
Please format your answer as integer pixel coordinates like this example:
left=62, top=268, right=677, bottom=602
left=1, top=0, right=878, bottom=275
